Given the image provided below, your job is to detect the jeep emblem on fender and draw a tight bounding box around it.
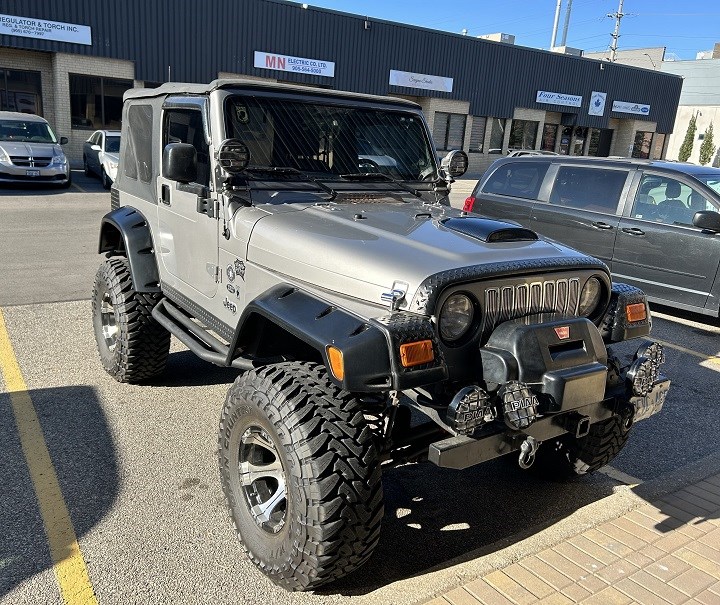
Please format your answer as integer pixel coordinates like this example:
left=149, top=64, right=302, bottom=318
left=554, top=326, right=570, bottom=339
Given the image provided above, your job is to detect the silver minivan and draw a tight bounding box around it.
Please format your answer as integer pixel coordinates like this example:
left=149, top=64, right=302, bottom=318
left=464, top=157, right=720, bottom=318
left=0, top=111, right=71, bottom=187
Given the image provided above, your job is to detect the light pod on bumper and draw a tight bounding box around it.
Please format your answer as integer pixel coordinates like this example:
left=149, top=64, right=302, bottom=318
left=498, top=381, right=540, bottom=430
left=627, top=341, right=665, bottom=396
left=447, top=386, right=495, bottom=435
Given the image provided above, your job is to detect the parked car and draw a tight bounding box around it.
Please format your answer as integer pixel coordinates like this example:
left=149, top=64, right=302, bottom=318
left=83, top=129, right=120, bottom=188
left=464, top=156, right=720, bottom=317
left=0, top=111, right=71, bottom=187
left=507, top=149, right=559, bottom=157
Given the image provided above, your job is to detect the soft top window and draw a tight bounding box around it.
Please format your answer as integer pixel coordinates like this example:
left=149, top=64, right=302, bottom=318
left=123, top=104, right=153, bottom=182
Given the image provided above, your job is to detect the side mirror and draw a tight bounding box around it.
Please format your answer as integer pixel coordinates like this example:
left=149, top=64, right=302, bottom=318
left=163, top=143, right=197, bottom=183
left=693, top=210, right=720, bottom=232
left=59, top=136, right=68, bottom=145
left=441, top=149, right=469, bottom=178
left=90, top=144, right=101, bottom=152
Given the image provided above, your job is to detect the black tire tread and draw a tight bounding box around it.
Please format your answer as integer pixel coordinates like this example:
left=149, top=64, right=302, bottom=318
left=219, top=361, right=383, bottom=591
left=573, top=415, right=630, bottom=474
left=92, top=258, right=170, bottom=383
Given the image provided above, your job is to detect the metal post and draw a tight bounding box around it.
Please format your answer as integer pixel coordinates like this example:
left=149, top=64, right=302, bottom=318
left=560, top=0, right=573, bottom=46
left=608, top=0, right=625, bottom=62
left=550, top=0, right=562, bottom=49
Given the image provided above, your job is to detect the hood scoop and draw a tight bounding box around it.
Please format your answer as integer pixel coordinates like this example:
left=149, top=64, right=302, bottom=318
left=441, top=217, right=538, bottom=243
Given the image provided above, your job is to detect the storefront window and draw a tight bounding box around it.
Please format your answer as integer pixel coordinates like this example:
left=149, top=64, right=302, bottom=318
left=433, top=112, right=466, bottom=151
left=489, top=117, right=505, bottom=153
left=541, top=124, right=558, bottom=151
left=559, top=126, right=573, bottom=155
left=0, top=68, right=43, bottom=115
left=588, top=128, right=613, bottom=157
left=508, top=119, right=539, bottom=150
left=468, top=116, right=486, bottom=153
left=573, top=127, right=587, bottom=156
left=632, top=131, right=653, bottom=159
left=70, top=74, right=133, bottom=129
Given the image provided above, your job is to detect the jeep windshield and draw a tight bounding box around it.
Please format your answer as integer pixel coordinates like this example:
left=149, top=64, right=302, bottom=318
left=224, top=95, right=438, bottom=183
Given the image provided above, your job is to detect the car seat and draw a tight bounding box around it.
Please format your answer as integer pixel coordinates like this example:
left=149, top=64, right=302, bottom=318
left=658, top=181, right=685, bottom=208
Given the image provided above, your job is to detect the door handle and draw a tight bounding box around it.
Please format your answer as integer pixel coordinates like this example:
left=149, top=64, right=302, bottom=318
left=622, top=227, right=645, bottom=236
left=160, top=184, right=170, bottom=205
left=592, top=221, right=614, bottom=230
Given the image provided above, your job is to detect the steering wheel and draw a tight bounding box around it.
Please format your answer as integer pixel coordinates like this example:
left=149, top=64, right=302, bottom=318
left=357, top=159, right=380, bottom=173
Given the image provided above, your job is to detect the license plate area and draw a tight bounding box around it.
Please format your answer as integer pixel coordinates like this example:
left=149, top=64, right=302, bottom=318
left=26, top=169, right=40, bottom=177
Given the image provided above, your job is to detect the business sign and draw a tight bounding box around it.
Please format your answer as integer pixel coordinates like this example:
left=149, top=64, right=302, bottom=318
left=588, top=91, right=607, bottom=116
left=0, top=13, right=91, bottom=45
left=254, top=51, right=335, bottom=77
left=536, top=90, right=582, bottom=107
left=389, top=70, right=453, bottom=93
left=612, top=100, right=651, bottom=115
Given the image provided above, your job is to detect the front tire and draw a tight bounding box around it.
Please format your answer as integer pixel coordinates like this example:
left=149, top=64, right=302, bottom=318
left=92, top=258, right=170, bottom=383
left=101, top=167, right=111, bottom=189
left=218, top=362, right=384, bottom=591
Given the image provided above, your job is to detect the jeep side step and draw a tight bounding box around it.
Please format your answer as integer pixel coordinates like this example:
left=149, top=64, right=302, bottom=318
left=151, top=298, right=256, bottom=370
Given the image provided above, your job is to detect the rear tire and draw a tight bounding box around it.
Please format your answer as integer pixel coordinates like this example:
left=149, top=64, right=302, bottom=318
left=218, top=362, right=383, bottom=591
left=533, top=414, right=632, bottom=478
left=92, top=258, right=170, bottom=383
left=83, top=157, right=91, bottom=177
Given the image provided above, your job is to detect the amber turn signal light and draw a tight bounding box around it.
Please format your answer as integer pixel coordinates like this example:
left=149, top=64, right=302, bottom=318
left=326, top=346, right=345, bottom=380
left=399, top=340, right=434, bottom=368
left=626, top=302, right=647, bottom=323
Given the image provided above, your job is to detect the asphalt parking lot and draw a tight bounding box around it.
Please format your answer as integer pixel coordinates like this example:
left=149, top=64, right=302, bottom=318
left=1, top=174, right=719, bottom=605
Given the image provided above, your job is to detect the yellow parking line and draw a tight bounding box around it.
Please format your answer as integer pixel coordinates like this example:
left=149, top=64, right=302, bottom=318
left=0, top=310, right=98, bottom=605
left=655, top=338, right=720, bottom=367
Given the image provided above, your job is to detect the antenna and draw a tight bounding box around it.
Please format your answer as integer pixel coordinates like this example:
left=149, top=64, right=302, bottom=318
left=608, top=0, right=625, bottom=62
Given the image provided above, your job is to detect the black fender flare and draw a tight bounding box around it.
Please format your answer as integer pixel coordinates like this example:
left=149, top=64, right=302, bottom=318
left=98, top=206, right=160, bottom=293
left=230, top=285, right=446, bottom=392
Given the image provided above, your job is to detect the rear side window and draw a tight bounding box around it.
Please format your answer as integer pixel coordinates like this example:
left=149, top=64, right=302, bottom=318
left=481, top=162, right=549, bottom=199
left=123, top=104, right=153, bottom=182
left=549, top=166, right=627, bottom=214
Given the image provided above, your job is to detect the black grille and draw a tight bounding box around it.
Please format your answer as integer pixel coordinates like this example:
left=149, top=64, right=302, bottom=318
left=9, top=155, right=52, bottom=168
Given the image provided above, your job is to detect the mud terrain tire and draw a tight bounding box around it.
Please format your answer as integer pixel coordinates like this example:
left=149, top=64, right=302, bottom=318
left=92, top=258, right=170, bottom=383
left=218, top=362, right=383, bottom=591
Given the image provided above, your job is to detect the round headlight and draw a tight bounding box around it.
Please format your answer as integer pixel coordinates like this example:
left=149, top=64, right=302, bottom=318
left=578, top=277, right=603, bottom=317
left=439, top=294, right=474, bottom=341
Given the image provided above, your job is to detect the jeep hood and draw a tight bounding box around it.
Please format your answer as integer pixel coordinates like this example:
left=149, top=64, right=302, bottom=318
left=246, top=201, right=596, bottom=309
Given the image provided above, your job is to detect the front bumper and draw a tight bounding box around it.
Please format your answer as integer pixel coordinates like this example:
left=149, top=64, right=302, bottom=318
left=0, top=162, right=70, bottom=185
left=429, top=375, right=669, bottom=469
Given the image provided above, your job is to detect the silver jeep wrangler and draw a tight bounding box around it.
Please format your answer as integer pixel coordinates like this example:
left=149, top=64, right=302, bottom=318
left=92, top=79, right=669, bottom=591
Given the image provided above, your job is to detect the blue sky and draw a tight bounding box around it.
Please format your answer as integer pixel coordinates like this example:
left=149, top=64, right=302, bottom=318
left=304, top=0, right=719, bottom=61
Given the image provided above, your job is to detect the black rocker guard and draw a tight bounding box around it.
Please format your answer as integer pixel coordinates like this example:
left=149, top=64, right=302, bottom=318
left=428, top=375, right=670, bottom=470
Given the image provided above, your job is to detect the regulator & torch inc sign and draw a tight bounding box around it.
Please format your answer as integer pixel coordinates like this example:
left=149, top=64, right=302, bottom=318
left=0, top=13, right=91, bottom=45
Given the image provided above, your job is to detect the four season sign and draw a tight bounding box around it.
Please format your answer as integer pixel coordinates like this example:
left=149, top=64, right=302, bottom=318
left=254, top=51, right=335, bottom=78
left=0, top=13, right=91, bottom=45
left=536, top=90, right=583, bottom=107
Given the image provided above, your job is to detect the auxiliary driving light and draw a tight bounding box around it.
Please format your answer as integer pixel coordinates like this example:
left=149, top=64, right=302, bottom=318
left=627, top=341, right=664, bottom=397
left=498, top=381, right=540, bottom=430
left=447, top=386, right=495, bottom=436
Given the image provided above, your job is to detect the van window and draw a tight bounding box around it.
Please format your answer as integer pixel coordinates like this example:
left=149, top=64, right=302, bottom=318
left=549, top=166, right=627, bottom=214
left=631, top=174, right=714, bottom=226
left=481, top=162, right=549, bottom=199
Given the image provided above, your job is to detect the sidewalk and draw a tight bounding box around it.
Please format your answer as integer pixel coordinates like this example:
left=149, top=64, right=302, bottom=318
left=425, top=474, right=720, bottom=605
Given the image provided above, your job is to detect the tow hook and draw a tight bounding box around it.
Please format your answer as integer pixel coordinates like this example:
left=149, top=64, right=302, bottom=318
left=518, top=435, right=539, bottom=469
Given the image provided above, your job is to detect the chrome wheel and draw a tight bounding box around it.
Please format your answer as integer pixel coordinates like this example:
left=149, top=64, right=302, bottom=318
left=100, top=291, right=118, bottom=352
left=238, top=426, right=287, bottom=534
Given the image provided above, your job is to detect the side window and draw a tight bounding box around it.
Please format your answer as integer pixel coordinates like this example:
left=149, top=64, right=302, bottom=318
left=481, top=162, right=549, bottom=200
left=123, top=104, right=153, bottom=182
left=549, top=166, right=627, bottom=214
left=631, top=174, right=710, bottom=226
left=163, top=109, right=209, bottom=186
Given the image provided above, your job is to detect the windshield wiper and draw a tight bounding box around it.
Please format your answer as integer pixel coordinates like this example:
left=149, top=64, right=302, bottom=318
left=338, top=172, right=422, bottom=199
left=242, top=167, right=337, bottom=199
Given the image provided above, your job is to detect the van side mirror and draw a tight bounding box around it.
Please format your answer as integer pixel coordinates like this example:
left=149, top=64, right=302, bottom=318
left=163, top=143, right=197, bottom=183
left=441, top=150, right=469, bottom=178
left=693, top=210, right=720, bottom=232
left=59, top=136, right=68, bottom=145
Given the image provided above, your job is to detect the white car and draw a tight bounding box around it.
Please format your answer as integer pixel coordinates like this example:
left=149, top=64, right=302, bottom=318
left=83, top=130, right=120, bottom=189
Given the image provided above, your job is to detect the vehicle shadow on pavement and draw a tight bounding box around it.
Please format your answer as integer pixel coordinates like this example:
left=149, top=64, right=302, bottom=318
left=147, top=350, right=239, bottom=388
left=320, top=460, right=616, bottom=595
left=0, top=385, right=118, bottom=600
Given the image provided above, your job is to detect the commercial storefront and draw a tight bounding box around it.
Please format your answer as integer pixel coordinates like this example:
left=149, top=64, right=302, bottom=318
left=0, top=0, right=683, bottom=171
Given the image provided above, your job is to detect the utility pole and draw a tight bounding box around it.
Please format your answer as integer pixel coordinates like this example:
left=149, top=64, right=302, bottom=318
left=560, top=0, right=573, bottom=46
left=608, top=0, right=625, bottom=62
left=550, top=0, right=562, bottom=48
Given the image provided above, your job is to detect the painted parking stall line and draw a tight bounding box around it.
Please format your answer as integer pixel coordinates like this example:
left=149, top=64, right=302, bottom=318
left=654, top=338, right=720, bottom=369
left=0, top=309, right=98, bottom=605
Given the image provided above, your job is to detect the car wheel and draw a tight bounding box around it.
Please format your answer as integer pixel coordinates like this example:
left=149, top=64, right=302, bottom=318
left=92, top=258, right=170, bottom=383
left=101, top=167, right=111, bottom=189
left=218, top=361, right=384, bottom=590
left=83, top=157, right=91, bottom=177
left=531, top=413, right=633, bottom=479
